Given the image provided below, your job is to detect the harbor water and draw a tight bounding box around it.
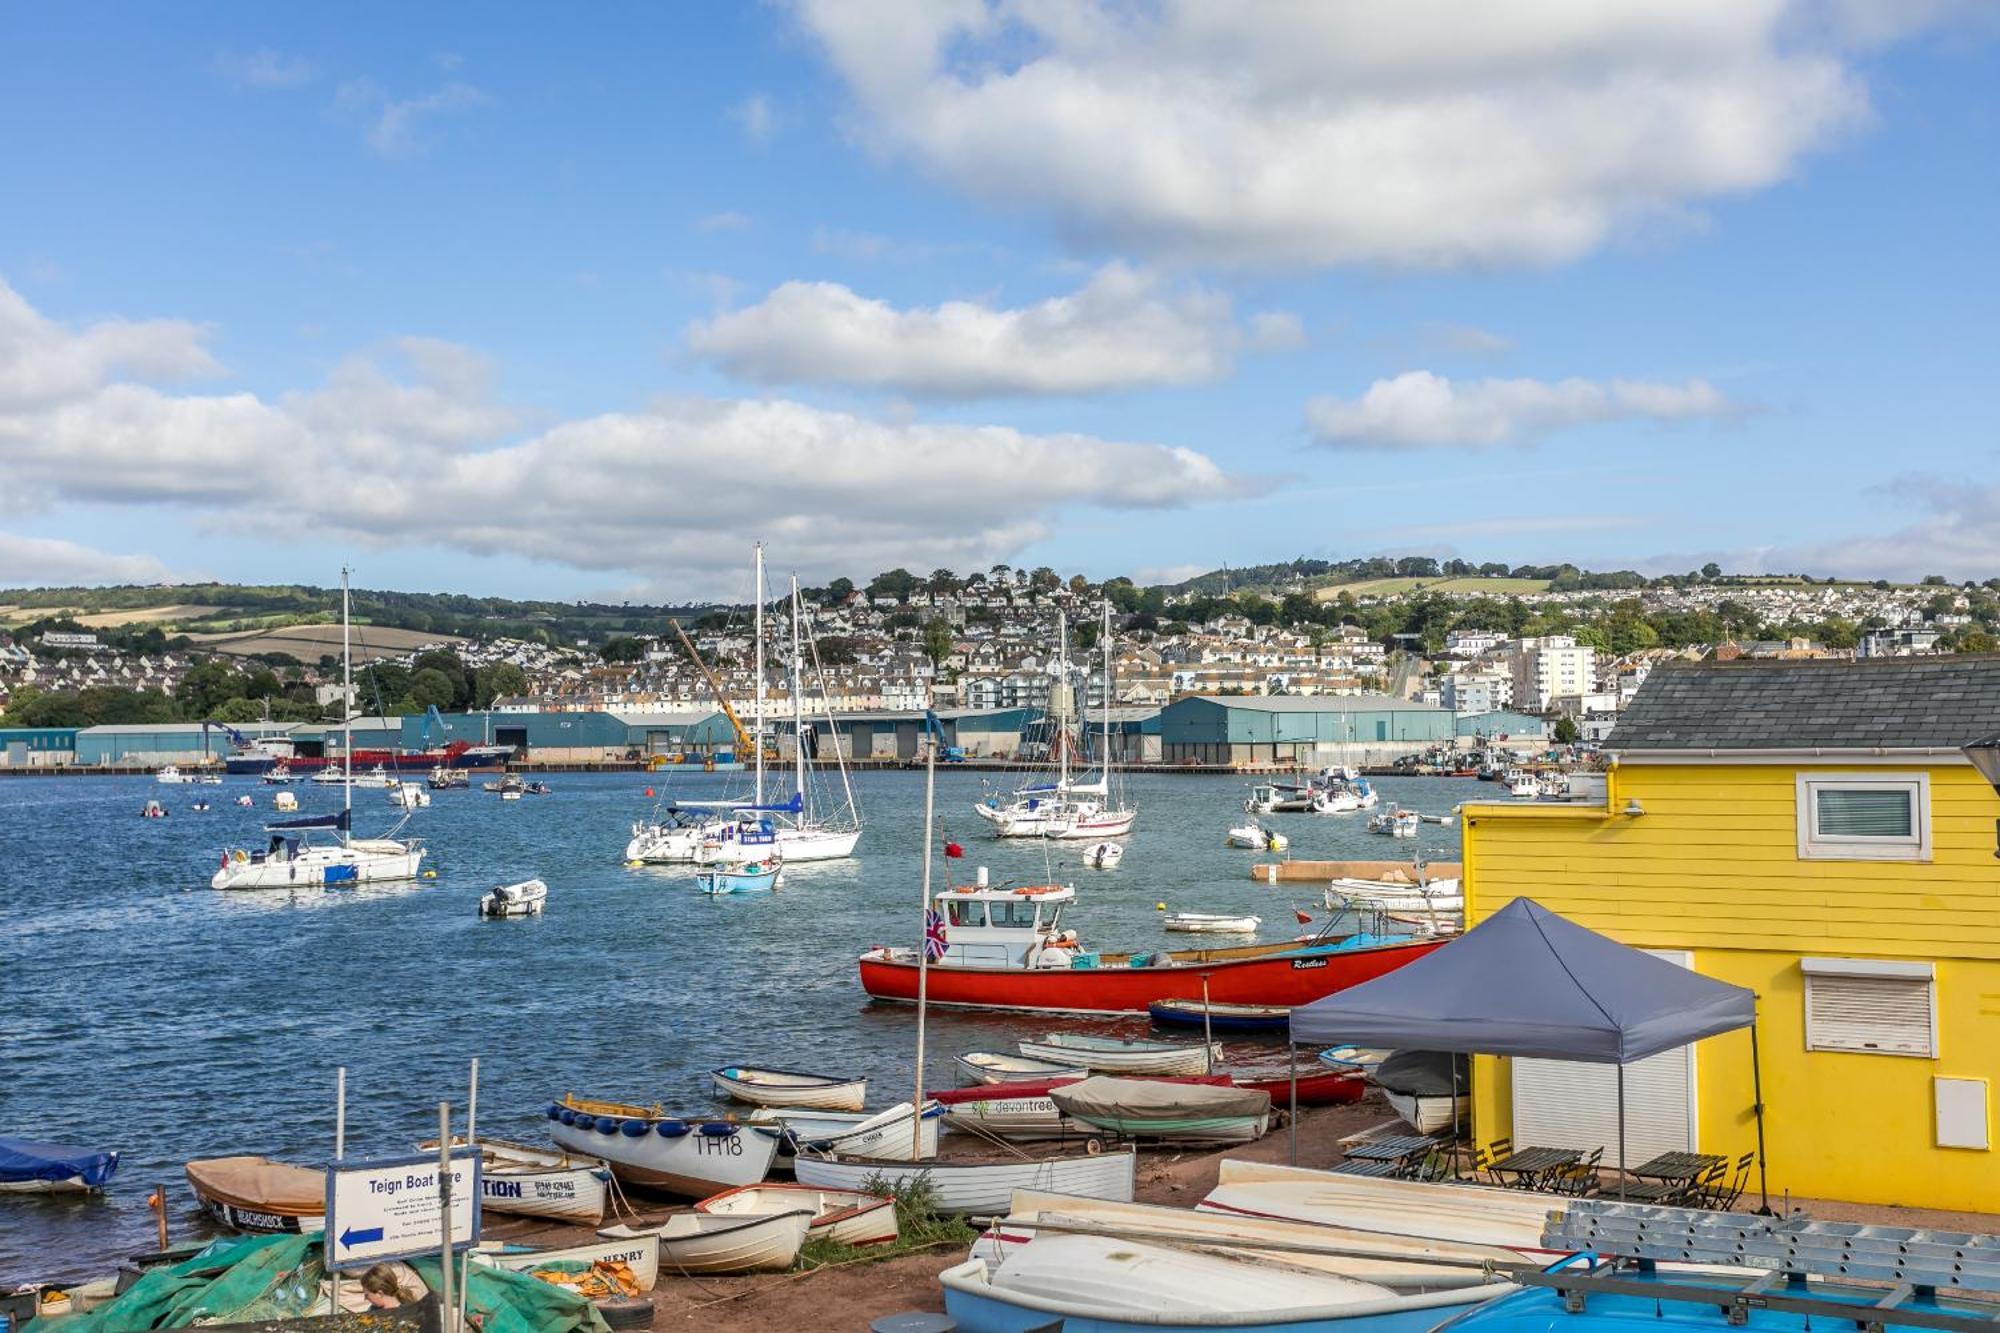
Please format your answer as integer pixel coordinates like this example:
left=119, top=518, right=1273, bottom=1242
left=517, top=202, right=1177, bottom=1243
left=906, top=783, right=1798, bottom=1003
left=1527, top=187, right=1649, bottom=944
left=0, top=768, right=1487, bottom=1278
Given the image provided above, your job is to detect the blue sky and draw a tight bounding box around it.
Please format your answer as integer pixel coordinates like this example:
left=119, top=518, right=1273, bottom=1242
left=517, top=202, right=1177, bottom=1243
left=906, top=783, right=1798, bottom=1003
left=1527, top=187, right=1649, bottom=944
left=2, top=2, right=1996, bottom=600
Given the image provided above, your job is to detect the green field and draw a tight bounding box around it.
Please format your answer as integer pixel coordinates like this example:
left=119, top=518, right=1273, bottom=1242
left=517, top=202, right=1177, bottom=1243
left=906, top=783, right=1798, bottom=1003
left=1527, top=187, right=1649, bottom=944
left=1315, top=576, right=1552, bottom=600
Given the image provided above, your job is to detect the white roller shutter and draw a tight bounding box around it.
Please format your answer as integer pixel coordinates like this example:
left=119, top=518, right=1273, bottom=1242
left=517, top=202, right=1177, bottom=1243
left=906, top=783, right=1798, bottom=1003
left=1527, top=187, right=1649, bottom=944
left=1802, top=959, right=1935, bottom=1057
left=1511, top=950, right=1697, bottom=1168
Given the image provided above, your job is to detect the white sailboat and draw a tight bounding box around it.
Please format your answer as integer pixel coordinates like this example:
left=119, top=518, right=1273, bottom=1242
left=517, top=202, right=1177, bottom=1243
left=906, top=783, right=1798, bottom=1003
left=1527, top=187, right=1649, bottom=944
left=766, top=576, right=862, bottom=861
left=210, top=570, right=426, bottom=892
left=973, top=602, right=1136, bottom=840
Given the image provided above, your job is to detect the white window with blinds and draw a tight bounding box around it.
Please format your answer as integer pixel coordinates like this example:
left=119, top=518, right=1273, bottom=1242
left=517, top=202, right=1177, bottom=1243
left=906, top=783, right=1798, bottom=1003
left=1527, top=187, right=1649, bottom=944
left=1796, top=773, right=1930, bottom=861
left=1802, top=958, right=1936, bottom=1057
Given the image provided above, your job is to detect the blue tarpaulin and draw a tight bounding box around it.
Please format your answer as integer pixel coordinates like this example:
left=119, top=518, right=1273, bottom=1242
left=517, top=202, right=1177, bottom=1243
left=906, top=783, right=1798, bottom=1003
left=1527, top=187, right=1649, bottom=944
left=0, top=1137, right=119, bottom=1188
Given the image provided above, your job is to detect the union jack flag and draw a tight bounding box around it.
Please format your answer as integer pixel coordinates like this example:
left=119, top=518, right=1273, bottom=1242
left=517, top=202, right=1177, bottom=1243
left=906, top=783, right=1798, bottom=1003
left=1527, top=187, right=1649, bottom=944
left=923, top=908, right=949, bottom=962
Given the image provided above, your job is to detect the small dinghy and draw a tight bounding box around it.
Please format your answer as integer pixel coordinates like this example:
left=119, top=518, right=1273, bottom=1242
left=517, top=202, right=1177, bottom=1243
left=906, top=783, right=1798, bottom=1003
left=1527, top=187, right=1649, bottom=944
left=795, top=1147, right=1136, bottom=1216
left=0, top=1138, right=118, bottom=1194
left=1223, top=1060, right=1366, bottom=1107
left=272, top=791, right=299, bottom=811
left=184, top=1156, right=324, bottom=1233
left=1147, top=998, right=1290, bottom=1032
left=419, top=1135, right=610, bottom=1222
left=1226, top=820, right=1288, bottom=851
left=1083, top=841, right=1123, bottom=869
left=694, top=856, right=782, bottom=895
left=1373, top=1050, right=1470, bottom=1134
left=1162, top=911, right=1261, bottom=935
left=955, top=1050, right=1091, bottom=1086
left=933, top=1077, right=1089, bottom=1142
left=390, top=781, right=431, bottom=808
left=750, top=1101, right=943, bottom=1163
left=548, top=1097, right=782, bottom=1197
left=479, top=878, right=548, bottom=918
left=600, top=1209, right=813, bottom=1274
left=712, top=1066, right=866, bottom=1112
left=1019, top=1033, right=1222, bottom=1077
left=141, top=800, right=168, bottom=819
left=235, top=794, right=254, bottom=807
left=471, top=1230, right=661, bottom=1291
left=1050, top=1076, right=1273, bottom=1146
left=695, top=1183, right=899, bottom=1247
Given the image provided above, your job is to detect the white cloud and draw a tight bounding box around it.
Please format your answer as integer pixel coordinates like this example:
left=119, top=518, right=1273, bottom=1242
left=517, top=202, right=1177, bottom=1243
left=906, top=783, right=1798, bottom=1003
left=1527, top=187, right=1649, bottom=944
left=1425, top=322, right=1515, bottom=357
left=0, top=279, right=1248, bottom=597
left=0, top=534, right=185, bottom=588
left=212, top=48, right=315, bottom=89
left=695, top=211, right=753, bottom=233
left=794, top=0, right=1884, bottom=268
left=336, top=78, right=489, bottom=158
left=687, top=264, right=1285, bottom=396
left=0, top=279, right=221, bottom=411
left=1306, top=370, right=1736, bottom=449
left=1721, top=477, right=2000, bottom=583
left=731, top=93, right=777, bottom=145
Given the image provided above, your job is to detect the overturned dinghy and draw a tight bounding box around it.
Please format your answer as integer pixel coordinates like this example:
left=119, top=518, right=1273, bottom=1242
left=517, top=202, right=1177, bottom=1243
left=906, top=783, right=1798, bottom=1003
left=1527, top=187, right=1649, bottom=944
left=1050, top=1076, right=1274, bottom=1146
left=480, top=878, right=548, bottom=918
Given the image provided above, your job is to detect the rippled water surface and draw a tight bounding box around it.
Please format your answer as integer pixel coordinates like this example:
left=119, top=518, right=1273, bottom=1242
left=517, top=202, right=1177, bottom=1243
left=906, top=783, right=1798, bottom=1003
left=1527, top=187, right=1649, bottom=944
left=0, top=767, right=1485, bottom=1278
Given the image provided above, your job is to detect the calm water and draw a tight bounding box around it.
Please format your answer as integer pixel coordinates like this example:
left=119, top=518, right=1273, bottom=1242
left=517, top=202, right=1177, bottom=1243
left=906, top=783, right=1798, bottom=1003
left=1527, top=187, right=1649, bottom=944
left=0, top=768, right=1485, bottom=1278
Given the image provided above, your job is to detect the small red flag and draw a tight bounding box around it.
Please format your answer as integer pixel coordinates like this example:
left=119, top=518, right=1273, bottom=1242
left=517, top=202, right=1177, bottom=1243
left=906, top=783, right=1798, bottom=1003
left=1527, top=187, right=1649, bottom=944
left=944, top=841, right=964, bottom=859
left=1294, top=909, right=1312, bottom=924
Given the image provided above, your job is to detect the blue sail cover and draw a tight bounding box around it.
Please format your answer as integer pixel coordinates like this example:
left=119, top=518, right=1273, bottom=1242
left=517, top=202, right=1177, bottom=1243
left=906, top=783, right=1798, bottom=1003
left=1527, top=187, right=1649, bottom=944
left=264, top=810, right=351, bottom=832
left=667, top=792, right=804, bottom=814
left=0, top=1137, right=119, bottom=1188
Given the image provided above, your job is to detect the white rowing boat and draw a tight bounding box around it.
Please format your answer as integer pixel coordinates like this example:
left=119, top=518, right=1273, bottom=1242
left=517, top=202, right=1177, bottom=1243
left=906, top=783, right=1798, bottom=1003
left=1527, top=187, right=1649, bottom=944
left=750, top=1101, right=942, bottom=1161
left=418, top=1136, right=609, bottom=1223
left=600, top=1209, right=813, bottom=1274
left=547, top=1097, right=780, bottom=1197
left=793, top=1148, right=1136, bottom=1215
left=1162, top=912, right=1261, bottom=934
left=696, top=1183, right=899, bottom=1247
left=955, top=1051, right=1089, bottom=1086
left=470, top=1231, right=662, bottom=1291
left=1018, top=1033, right=1222, bottom=1077
left=1199, top=1160, right=1558, bottom=1256
left=711, top=1065, right=866, bottom=1112
left=935, top=1080, right=1087, bottom=1142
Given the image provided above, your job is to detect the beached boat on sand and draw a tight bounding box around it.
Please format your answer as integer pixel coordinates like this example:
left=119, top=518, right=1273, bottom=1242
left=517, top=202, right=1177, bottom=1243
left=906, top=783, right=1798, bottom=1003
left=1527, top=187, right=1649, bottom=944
left=750, top=1101, right=942, bottom=1162
left=418, top=1136, right=608, bottom=1223
left=794, top=1147, right=1136, bottom=1216
left=547, top=1097, right=780, bottom=1197
left=1198, top=1160, right=1557, bottom=1257
left=711, top=1065, right=866, bottom=1112
left=956, top=1050, right=1089, bottom=1086
left=1050, top=1076, right=1273, bottom=1146
left=934, top=1077, right=1088, bottom=1142
left=1018, top=1033, right=1221, bottom=1076
left=1224, top=1061, right=1367, bottom=1107
left=184, top=1156, right=325, bottom=1233
left=695, top=1183, right=899, bottom=1248
left=600, top=1209, right=813, bottom=1274
left=0, top=1138, right=119, bottom=1194
left=470, top=1231, right=661, bottom=1291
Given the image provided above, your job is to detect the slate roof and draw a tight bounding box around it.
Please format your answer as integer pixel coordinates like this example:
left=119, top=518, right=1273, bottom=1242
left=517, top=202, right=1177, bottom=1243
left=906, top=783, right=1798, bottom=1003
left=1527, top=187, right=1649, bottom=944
left=1609, top=655, right=2000, bottom=752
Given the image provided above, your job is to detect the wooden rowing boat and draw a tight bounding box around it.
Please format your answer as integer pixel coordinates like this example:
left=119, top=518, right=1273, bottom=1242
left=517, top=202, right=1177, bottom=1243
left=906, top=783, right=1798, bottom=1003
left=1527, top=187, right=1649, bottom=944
left=793, top=1147, right=1136, bottom=1216
left=695, top=1183, right=899, bottom=1247
left=547, top=1096, right=780, bottom=1197
left=183, top=1156, right=324, bottom=1233
left=748, top=1101, right=942, bottom=1162
left=1147, top=998, right=1290, bottom=1032
left=418, top=1136, right=610, bottom=1223
left=955, top=1050, right=1089, bottom=1085
left=600, top=1209, right=813, bottom=1274
left=711, top=1065, right=866, bottom=1112
left=1018, top=1033, right=1221, bottom=1076
left=470, top=1231, right=662, bottom=1291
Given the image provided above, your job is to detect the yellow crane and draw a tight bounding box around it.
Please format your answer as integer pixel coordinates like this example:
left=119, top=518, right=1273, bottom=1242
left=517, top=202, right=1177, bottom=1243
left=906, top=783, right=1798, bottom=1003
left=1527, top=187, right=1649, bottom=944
left=671, top=619, right=757, bottom=759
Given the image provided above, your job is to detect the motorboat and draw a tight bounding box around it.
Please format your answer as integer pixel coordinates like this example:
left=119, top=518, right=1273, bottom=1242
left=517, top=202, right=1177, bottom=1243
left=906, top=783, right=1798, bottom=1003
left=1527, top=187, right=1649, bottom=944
left=1365, top=807, right=1422, bottom=838
left=693, top=827, right=784, bottom=894
left=712, top=1066, right=867, bottom=1112
left=1244, top=783, right=1282, bottom=814
left=479, top=878, right=547, bottom=918
left=390, top=781, right=431, bottom=808
left=1084, top=841, right=1124, bottom=869
left=548, top=1097, right=782, bottom=1197
left=1226, top=820, right=1288, bottom=851
left=184, top=1156, right=324, bottom=1233
left=1162, top=912, right=1261, bottom=935
left=260, top=763, right=297, bottom=784
left=271, top=790, right=299, bottom=812
left=695, top=1183, right=898, bottom=1248
left=155, top=765, right=189, bottom=784
left=599, top=1210, right=813, bottom=1274
left=1049, top=1076, right=1273, bottom=1146
left=1018, top=1033, right=1222, bottom=1077
left=427, top=765, right=469, bottom=790
left=0, top=1138, right=118, bottom=1194
left=418, top=1135, right=610, bottom=1223
left=141, top=800, right=167, bottom=819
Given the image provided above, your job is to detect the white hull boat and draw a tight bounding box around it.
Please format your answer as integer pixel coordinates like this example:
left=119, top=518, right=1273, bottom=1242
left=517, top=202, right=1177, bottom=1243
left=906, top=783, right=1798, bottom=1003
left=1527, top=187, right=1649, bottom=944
left=1384, top=1087, right=1467, bottom=1134
left=1322, top=879, right=1462, bottom=935
left=600, top=1209, right=813, bottom=1274
left=212, top=838, right=425, bottom=891
left=421, top=1136, right=609, bottom=1224
left=696, top=1183, right=899, bottom=1248
left=1226, top=821, right=1288, bottom=852
left=624, top=820, right=717, bottom=864
left=1018, top=1034, right=1222, bottom=1077
left=938, top=1087, right=1084, bottom=1142
left=1084, top=841, right=1123, bottom=869
left=775, top=824, right=861, bottom=862
left=978, top=801, right=1137, bottom=840
left=1199, top=1160, right=1559, bottom=1257
left=712, top=1065, right=866, bottom=1112
left=940, top=1234, right=1506, bottom=1331
left=548, top=1098, right=781, bottom=1197
left=756, top=1101, right=943, bottom=1161
left=479, top=878, right=548, bottom=918
left=471, top=1231, right=660, bottom=1290
left=390, top=782, right=431, bottom=808
left=794, top=1148, right=1136, bottom=1215
left=957, top=1051, right=1090, bottom=1086
left=184, top=1156, right=325, bottom=1234
left=1163, top=912, right=1261, bottom=934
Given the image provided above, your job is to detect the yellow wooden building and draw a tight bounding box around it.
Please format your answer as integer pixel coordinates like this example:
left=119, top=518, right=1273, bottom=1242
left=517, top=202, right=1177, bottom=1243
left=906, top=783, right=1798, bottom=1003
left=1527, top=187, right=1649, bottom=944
left=1461, top=654, right=2000, bottom=1211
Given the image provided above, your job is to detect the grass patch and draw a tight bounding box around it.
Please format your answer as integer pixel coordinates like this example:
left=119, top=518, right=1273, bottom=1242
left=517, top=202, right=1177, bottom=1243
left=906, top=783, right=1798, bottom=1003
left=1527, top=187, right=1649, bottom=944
left=796, top=1172, right=976, bottom=1270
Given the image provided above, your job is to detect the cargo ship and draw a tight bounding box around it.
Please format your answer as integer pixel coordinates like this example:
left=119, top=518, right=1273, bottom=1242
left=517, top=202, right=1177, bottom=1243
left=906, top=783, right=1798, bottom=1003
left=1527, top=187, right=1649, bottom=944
left=223, top=737, right=513, bottom=776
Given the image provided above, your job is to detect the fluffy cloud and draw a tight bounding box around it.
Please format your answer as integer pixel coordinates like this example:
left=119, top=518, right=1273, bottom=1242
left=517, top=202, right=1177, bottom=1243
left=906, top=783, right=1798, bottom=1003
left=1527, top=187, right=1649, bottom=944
left=0, top=534, right=185, bottom=587
left=687, top=264, right=1292, bottom=396
left=1306, top=370, right=1735, bottom=449
left=0, top=281, right=221, bottom=412
left=794, top=0, right=1877, bottom=268
left=0, top=280, right=1246, bottom=596
left=1721, top=477, right=2000, bottom=584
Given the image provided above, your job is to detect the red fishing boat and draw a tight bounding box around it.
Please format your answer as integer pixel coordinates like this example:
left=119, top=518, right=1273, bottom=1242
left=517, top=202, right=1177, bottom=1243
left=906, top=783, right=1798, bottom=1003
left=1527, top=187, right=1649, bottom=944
left=857, top=880, right=1444, bottom=1015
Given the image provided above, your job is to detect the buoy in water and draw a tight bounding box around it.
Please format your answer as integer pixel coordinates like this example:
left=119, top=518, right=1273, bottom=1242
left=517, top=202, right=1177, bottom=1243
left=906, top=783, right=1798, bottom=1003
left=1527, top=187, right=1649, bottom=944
left=1156, top=901, right=1167, bottom=911
left=644, top=788, right=655, bottom=797
left=422, top=869, right=438, bottom=879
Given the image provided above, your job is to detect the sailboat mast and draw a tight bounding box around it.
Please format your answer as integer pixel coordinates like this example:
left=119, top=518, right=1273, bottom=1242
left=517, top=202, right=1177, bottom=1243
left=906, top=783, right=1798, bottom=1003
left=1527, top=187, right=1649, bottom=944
left=752, top=543, right=765, bottom=807
left=911, top=739, right=935, bottom=1158
left=341, top=567, right=352, bottom=847
left=1056, top=611, right=1069, bottom=789
left=1101, top=598, right=1112, bottom=781
left=790, top=575, right=806, bottom=809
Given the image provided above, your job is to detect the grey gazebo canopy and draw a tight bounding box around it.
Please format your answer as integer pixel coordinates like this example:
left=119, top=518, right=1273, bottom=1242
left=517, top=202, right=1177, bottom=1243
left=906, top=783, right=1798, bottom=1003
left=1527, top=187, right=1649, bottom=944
left=1291, top=897, right=1754, bottom=1058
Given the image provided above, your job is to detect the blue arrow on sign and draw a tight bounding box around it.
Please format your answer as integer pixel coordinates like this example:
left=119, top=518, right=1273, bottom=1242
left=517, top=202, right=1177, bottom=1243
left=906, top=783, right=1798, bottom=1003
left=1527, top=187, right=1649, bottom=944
left=340, top=1225, right=385, bottom=1250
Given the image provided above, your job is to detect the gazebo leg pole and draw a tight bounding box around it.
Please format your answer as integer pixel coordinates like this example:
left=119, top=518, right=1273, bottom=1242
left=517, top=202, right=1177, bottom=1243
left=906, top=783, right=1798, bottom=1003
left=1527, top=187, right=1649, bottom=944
left=1288, top=1039, right=1298, bottom=1166
left=1751, top=1020, right=1771, bottom=1214
left=1616, top=1063, right=1627, bottom=1200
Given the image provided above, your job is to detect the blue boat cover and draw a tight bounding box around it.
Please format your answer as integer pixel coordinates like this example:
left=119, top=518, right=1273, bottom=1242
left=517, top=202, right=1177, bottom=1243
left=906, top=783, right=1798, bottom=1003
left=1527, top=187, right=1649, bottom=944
left=0, top=1137, right=118, bottom=1187
left=1290, top=897, right=1755, bottom=1063
left=264, top=810, right=350, bottom=832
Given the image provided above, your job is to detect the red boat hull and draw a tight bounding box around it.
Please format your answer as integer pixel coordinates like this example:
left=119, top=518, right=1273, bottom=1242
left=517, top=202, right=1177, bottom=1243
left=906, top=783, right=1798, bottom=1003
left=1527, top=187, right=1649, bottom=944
left=1229, top=1068, right=1366, bottom=1106
left=857, top=937, right=1445, bottom=1014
